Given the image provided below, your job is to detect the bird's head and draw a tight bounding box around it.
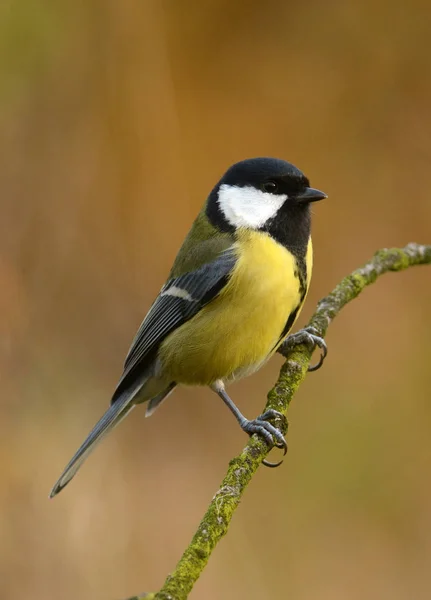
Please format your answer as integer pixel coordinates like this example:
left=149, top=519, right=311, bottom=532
left=207, top=157, right=326, bottom=233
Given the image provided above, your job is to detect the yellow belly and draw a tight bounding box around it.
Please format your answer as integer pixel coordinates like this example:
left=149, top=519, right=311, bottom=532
left=159, top=230, right=312, bottom=386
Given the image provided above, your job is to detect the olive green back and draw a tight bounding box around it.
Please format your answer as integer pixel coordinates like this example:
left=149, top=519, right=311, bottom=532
left=169, top=204, right=234, bottom=277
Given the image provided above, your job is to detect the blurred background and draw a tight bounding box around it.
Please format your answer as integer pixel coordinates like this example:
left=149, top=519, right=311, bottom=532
left=1, top=1, right=431, bottom=599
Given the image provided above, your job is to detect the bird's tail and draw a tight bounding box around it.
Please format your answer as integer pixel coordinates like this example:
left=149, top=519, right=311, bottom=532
left=49, top=394, right=135, bottom=498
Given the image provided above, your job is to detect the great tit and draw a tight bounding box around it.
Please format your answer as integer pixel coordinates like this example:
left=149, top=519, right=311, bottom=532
left=50, top=157, right=326, bottom=498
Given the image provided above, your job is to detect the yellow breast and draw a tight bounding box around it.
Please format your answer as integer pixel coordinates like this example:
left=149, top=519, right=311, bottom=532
left=159, top=230, right=312, bottom=386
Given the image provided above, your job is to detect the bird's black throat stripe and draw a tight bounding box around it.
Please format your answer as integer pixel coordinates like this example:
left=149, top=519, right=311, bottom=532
left=278, top=304, right=301, bottom=346
left=265, top=203, right=311, bottom=346
left=275, top=261, right=308, bottom=347
left=274, top=267, right=308, bottom=350
left=263, top=201, right=311, bottom=289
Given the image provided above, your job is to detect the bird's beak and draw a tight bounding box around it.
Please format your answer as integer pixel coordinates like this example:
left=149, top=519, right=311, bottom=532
left=295, top=187, right=327, bottom=203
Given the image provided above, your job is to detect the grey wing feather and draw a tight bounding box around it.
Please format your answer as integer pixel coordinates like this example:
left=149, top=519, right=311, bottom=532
left=111, top=248, right=237, bottom=402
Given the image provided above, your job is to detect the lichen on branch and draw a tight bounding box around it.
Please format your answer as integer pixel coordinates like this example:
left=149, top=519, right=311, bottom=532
left=125, top=243, right=431, bottom=600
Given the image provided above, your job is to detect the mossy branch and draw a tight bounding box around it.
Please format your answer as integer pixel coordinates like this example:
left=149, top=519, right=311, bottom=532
left=126, top=243, right=431, bottom=600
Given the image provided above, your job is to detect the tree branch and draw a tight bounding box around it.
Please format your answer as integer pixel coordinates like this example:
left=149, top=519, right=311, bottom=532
left=126, top=243, right=431, bottom=600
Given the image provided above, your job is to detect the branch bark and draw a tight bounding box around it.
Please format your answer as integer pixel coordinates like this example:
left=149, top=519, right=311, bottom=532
left=126, top=243, right=431, bottom=600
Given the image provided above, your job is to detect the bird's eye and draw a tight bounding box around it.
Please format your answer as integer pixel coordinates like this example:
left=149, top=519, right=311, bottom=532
left=262, top=181, right=278, bottom=193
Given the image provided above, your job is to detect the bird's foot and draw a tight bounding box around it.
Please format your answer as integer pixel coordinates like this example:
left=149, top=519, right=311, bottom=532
left=241, top=408, right=287, bottom=468
left=279, top=326, right=327, bottom=372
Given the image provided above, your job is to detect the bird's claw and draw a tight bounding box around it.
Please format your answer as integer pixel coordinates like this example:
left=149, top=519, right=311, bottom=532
left=279, top=326, right=327, bottom=371
left=241, top=409, right=287, bottom=468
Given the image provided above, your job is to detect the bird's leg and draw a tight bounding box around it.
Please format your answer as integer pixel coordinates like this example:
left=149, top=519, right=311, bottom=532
left=278, top=326, right=327, bottom=372
left=211, top=381, right=287, bottom=468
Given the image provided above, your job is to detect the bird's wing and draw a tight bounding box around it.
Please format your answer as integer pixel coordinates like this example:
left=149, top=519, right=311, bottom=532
left=111, top=247, right=237, bottom=402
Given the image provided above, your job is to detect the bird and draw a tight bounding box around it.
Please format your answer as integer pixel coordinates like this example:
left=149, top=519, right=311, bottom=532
left=50, top=157, right=327, bottom=498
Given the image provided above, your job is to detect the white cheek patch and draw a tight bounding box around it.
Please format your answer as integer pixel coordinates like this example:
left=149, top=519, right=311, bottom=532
left=217, top=184, right=287, bottom=229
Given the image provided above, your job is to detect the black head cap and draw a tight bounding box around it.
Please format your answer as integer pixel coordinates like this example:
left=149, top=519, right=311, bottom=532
left=221, top=157, right=309, bottom=191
